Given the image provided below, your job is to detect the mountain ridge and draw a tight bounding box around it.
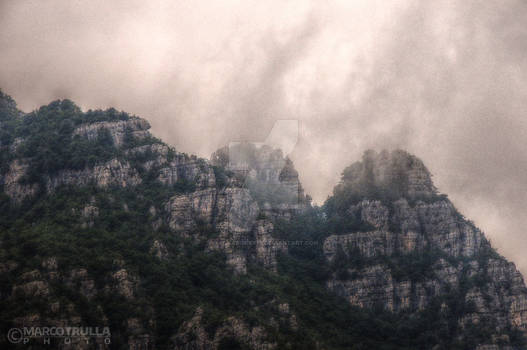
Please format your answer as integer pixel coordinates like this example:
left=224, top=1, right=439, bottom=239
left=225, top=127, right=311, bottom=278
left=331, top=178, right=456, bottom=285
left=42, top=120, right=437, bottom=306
left=0, top=91, right=526, bottom=349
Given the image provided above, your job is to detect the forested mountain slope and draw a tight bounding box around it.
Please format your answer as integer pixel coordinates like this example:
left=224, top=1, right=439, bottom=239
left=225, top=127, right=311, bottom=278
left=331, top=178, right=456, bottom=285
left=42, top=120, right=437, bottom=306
left=0, top=90, right=526, bottom=349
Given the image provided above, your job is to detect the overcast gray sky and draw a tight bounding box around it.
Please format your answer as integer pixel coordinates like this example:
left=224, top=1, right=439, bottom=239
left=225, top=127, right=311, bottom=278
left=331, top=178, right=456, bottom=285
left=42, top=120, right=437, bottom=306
left=1, top=0, right=527, bottom=275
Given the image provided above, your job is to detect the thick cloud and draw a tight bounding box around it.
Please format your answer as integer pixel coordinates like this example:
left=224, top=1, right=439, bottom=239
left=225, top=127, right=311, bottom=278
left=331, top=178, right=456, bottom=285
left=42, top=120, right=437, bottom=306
left=2, top=0, right=527, bottom=273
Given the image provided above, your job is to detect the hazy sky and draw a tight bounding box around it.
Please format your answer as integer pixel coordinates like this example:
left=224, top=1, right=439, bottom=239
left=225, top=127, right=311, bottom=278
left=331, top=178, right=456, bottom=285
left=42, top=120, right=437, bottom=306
left=1, top=0, right=527, bottom=274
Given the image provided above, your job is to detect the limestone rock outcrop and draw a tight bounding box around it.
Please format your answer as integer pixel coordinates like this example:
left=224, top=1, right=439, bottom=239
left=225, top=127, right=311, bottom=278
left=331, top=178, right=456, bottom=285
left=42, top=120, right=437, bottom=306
left=323, top=150, right=527, bottom=344
left=173, top=307, right=276, bottom=350
left=73, top=118, right=151, bottom=147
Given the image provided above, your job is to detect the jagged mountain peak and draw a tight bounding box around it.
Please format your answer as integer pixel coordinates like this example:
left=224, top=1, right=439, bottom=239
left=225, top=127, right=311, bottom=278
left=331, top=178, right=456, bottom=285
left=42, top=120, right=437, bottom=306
left=338, top=149, right=437, bottom=200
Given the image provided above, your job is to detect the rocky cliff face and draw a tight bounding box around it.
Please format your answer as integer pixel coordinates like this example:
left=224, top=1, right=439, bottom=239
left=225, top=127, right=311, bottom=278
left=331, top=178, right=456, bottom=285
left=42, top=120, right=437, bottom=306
left=172, top=306, right=277, bottom=350
left=165, top=143, right=308, bottom=273
left=323, top=150, right=527, bottom=348
left=73, top=117, right=151, bottom=147
left=7, top=257, right=152, bottom=350
left=0, top=116, right=211, bottom=203
left=0, top=101, right=302, bottom=275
